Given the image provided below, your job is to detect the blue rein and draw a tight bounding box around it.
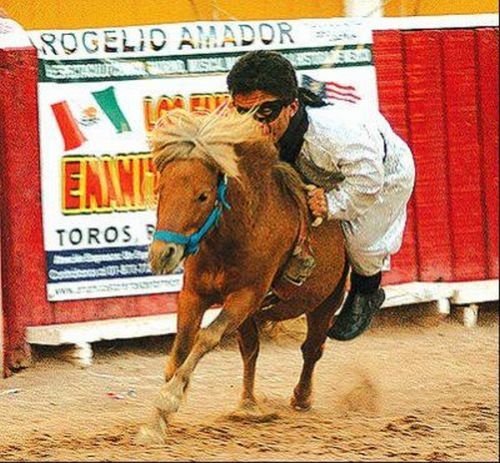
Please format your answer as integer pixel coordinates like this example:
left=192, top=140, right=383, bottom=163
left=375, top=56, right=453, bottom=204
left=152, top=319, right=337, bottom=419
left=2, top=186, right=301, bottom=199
left=153, top=175, right=231, bottom=256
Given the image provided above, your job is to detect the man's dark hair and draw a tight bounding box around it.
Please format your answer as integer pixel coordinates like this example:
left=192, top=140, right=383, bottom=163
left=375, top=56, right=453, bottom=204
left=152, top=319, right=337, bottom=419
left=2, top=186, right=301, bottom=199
left=227, top=50, right=298, bottom=102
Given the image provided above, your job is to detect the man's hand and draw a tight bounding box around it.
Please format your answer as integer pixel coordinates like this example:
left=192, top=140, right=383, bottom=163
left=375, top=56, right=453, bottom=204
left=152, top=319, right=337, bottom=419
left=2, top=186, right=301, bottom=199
left=305, top=185, right=328, bottom=226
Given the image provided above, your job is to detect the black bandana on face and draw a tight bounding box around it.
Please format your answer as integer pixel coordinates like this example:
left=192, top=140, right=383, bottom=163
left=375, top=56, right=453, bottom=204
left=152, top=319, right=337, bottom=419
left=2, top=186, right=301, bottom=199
left=236, top=99, right=289, bottom=124
left=277, top=103, right=309, bottom=164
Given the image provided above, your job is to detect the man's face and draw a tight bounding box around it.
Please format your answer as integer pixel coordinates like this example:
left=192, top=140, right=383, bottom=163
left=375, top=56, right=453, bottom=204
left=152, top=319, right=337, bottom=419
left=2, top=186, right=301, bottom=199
left=232, top=90, right=298, bottom=142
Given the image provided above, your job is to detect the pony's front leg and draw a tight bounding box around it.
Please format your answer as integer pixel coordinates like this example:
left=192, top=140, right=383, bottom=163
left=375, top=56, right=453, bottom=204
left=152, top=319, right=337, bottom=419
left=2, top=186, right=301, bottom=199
left=155, top=287, right=263, bottom=420
left=237, top=317, right=260, bottom=408
left=230, top=316, right=279, bottom=421
left=164, top=290, right=208, bottom=382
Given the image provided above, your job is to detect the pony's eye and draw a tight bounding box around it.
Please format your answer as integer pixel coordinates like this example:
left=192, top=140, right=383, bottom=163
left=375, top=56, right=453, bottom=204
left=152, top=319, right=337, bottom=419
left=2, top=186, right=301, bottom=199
left=197, top=192, right=209, bottom=203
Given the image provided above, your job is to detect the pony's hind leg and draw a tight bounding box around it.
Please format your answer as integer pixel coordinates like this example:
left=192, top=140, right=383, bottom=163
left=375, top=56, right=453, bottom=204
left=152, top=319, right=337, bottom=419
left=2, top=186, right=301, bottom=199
left=291, top=295, right=342, bottom=411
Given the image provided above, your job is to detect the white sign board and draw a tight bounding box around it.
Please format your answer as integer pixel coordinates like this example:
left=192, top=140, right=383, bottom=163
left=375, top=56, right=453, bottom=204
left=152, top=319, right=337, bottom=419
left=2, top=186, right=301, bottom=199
left=29, top=18, right=378, bottom=301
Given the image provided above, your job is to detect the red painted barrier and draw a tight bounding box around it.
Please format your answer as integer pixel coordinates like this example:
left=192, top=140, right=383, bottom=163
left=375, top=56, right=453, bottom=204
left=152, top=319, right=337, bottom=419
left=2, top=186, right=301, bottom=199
left=1, top=19, right=498, bottom=375
left=0, top=45, right=44, bottom=369
left=373, top=30, right=419, bottom=284
left=375, top=26, right=498, bottom=284
left=475, top=28, right=499, bottom=279
left=401, top=30, right=454, bottom=282
left=442, top=30, right=489, bottom=281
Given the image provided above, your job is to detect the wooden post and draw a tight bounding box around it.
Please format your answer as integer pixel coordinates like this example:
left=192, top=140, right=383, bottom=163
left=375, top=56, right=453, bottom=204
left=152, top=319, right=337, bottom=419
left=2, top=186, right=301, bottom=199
left=0, top=7, right=8, bottom=380
left=0, top=211, right=4, bottom=378
left=0, top=15, right=38, bottom=376
left=345, top=0, right=383, bottom=17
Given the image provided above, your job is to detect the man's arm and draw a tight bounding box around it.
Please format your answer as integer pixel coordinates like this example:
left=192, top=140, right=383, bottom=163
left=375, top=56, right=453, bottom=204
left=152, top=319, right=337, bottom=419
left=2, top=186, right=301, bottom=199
left=306, top=121, right=385, bottom=222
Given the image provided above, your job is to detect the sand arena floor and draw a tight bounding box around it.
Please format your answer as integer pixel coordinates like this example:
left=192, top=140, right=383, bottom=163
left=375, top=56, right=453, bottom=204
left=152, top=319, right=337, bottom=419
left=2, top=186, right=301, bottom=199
left=0, top=302, right=498, bottom=462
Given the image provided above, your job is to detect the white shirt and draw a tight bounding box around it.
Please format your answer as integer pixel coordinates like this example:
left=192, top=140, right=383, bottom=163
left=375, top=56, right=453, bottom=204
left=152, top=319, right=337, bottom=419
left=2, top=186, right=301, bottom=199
left=296, top=104, right=416, bottom=275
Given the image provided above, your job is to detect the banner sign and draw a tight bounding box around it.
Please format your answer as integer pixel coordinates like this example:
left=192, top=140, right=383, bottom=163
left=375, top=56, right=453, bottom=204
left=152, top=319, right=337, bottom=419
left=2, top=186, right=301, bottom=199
left=29, top=18, right=378, bottom=301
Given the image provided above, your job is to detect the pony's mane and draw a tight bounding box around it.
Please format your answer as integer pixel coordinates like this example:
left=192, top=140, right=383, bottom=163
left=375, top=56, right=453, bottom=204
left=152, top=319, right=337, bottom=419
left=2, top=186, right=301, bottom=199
left=273, top=161, right=309, bottom=229
left=151, top=107, right=309, bottom=226
left=150, top=108, right=263, bottom=178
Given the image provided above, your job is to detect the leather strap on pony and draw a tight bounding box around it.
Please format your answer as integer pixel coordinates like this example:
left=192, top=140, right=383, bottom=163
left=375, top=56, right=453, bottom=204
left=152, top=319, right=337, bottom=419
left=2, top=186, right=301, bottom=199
left=153, top=175, right=230, bottom=255
left=261, top=213, right=316, bottom=309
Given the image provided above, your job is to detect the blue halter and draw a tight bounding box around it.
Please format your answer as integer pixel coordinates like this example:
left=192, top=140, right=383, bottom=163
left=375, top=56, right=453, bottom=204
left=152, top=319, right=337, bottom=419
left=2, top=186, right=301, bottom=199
left=153, top=175, right=231, bottom=256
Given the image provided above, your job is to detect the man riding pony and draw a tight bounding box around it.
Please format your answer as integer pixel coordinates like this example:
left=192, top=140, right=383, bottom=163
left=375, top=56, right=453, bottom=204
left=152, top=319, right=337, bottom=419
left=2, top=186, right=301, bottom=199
left=227, top=50, right=415, bottom=341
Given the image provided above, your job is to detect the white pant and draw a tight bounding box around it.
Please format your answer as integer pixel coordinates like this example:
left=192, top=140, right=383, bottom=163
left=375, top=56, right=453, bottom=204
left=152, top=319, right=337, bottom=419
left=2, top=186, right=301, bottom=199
left=341, top=144, right=415, bottom=277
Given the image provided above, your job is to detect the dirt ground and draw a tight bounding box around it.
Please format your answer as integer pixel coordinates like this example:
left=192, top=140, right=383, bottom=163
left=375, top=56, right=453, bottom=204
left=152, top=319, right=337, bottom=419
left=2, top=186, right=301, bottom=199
left=0, top=302, right=498, bottom=462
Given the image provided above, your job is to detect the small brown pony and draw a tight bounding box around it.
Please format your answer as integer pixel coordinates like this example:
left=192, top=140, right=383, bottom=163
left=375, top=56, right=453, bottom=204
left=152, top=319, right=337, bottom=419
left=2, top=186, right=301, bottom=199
left=143, top=108, right=347, bottom=440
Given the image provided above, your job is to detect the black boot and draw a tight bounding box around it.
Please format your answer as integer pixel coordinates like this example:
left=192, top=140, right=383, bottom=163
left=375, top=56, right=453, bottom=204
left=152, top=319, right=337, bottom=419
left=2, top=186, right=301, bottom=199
left=327, top=271, right=385, bottom=341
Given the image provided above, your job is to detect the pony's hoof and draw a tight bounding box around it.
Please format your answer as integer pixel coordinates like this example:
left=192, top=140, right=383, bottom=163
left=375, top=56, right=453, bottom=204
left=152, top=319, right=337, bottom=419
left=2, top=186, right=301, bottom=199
left=290, top=396, right=312, bottom=412
left=155, top=380, right=184, bottom=414
left=239, top=398, right=259, bottom=411
left=135, top=424, right=165, bottom=445
left=135, top=410, right=169, bottom=445
left=228, top=401, right=280, bottom=423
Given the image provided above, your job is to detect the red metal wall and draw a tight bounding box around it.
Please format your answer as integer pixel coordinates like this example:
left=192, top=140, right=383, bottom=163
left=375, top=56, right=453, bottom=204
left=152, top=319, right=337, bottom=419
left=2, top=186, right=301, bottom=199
left=1, top=25, right=498, bottom=374
left=375, top=27, right=499, bottom=285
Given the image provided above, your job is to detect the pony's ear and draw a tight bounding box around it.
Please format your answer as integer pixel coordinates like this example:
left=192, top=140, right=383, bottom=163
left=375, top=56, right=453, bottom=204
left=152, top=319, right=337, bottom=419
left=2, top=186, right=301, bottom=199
left=154, top=157, right=169, bottom=173
left=155, top=112, right=176, bottom=129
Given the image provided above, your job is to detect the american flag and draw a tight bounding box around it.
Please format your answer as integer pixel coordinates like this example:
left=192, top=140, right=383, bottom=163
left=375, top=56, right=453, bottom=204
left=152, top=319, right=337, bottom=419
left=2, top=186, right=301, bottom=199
left=301, top=74, right=361, bottom=104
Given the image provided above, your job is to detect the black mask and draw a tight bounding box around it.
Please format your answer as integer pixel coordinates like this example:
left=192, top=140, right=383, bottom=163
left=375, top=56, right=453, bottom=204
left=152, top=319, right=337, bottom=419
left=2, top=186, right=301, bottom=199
left=235, top=99, right=291, bottom=124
